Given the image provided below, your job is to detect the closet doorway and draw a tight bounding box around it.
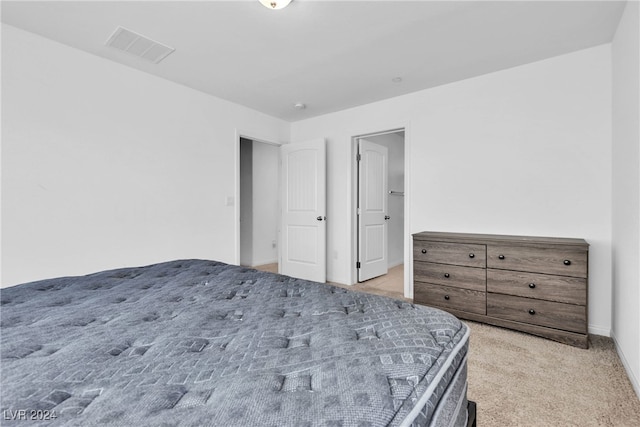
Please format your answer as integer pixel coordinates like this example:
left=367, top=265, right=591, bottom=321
left=354, top=130, right=405, bottom=285
left=239, top=137, right=280, bottom=272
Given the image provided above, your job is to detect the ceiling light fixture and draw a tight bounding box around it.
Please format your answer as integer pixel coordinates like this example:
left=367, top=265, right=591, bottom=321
left=259, top=0, right=292, bottom=10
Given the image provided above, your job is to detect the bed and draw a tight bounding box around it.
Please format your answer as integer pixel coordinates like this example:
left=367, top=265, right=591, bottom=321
left=1, top=259, right=473, bottom=426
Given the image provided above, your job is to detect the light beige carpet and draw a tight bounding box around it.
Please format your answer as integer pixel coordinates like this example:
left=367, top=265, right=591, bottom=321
left=466, top=321, right=640, bottom=426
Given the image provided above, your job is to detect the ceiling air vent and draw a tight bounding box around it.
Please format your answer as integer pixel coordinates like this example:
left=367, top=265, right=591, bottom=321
left=105, top=27, right=175, bottom=64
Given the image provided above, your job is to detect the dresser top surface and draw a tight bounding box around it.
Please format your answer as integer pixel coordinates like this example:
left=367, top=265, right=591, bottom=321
left=413, top=231, right=589, bottom=248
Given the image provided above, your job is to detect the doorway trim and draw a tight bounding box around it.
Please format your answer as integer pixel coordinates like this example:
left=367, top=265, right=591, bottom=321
left=349, top=123, right=413, bottom=299
left=234, top=129, right=282, bottom=267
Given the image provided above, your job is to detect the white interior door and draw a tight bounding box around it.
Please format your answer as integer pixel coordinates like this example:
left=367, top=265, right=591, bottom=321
left=358, top=140, right=389, bottom=282
left=280, top=139, right=326, bottom=282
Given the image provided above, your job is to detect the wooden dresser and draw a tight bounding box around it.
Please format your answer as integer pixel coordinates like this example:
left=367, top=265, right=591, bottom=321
left=413, top=231, right=589, bottom=348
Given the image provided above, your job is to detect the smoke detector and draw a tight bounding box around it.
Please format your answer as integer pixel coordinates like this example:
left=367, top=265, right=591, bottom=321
left=105, top=27, right=175, bottom=64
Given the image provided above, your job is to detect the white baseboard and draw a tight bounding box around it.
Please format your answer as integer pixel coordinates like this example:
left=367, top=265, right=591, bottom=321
left=611, top=330, right=640, bottom=400
left=388, top=259, right=404, bottom=269
left=251, top=259, right=277, bottom=268
left=326, top=274, right=348, bottom=285
left=588, top=324, right=611, bottom=337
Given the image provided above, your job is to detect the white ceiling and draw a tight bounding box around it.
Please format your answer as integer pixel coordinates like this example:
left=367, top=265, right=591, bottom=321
left=1, top=0, right=626, bottom=122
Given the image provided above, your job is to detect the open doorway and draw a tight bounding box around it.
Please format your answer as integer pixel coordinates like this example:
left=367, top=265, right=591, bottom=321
left=239, top=137, right=280, bottom=272
left=237, top=135, right=327, bottom=282
left=354, top=130, right=405, bottom=290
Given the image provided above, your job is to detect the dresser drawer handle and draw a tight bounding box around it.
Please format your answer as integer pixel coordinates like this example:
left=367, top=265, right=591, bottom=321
left=421, top=249, right=427, bottom=254
left=528, top=309, right=536, bottom=315
left=563, top=259, right=571, bottom=266
left=444, top=273, right=450, bottom=278
left=444, top=295, right=450, bottom=300
left=528, top=283, right=536, bottom=289
left=498, top=254, right=505, bottom=260
left=469, top=253, right=475, bottom=258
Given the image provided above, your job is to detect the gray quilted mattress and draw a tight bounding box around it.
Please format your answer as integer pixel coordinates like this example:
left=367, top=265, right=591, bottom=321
left=0, top=259, right=469, bottom=426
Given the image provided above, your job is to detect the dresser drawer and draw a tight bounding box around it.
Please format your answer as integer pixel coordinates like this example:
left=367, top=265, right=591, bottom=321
left=414, top=261, right=485, bottom=292
left=414, top=283, right=486, bottom=315
left=487, top=245, right=587, bottom=278
left=487, top=293, right=586, bottom=334
left=487, top=269, right=586, bottom=305
left=413, top=241, right=486, bottom=268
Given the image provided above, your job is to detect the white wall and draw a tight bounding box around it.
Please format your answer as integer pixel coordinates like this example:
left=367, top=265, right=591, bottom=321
left=612, top=0, right=640, bottom=397
left=0, top=23, right=621, bottom=346
left=291, top=45, right=613, bottom=336
left=1, top=24, right=289, bottom=287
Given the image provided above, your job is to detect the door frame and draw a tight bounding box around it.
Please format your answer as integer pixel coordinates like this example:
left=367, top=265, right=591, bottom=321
left=350, top=124, right=412, bottom=299
left=234, top=130, right=282, bottom=267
